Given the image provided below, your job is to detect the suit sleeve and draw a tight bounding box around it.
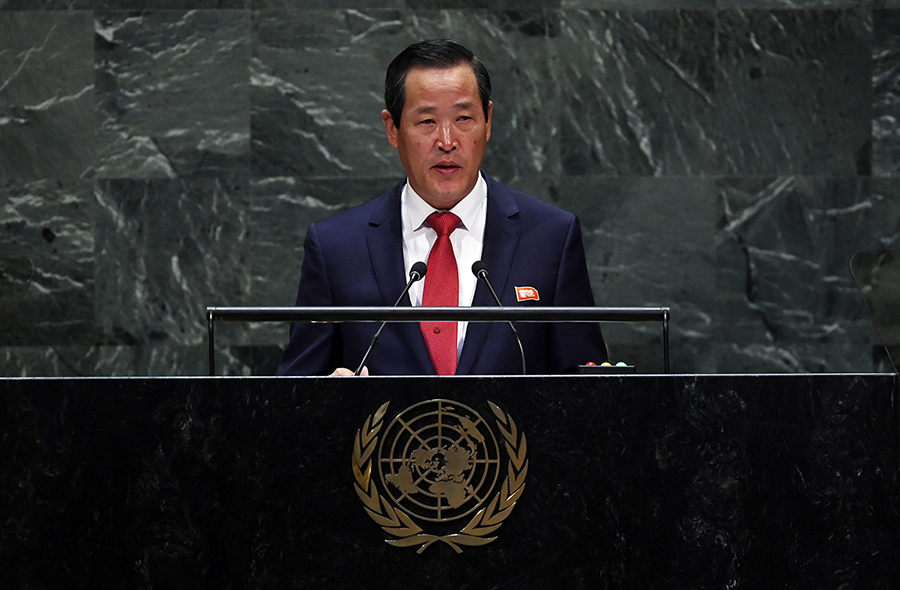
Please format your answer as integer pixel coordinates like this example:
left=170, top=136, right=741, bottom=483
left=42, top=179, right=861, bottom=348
left=276, top=223, right=343, bottom=376
left=546, top=215, right=609, bottom=372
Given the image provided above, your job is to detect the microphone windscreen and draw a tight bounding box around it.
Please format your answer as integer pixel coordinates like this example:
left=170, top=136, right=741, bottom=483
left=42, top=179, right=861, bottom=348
left=410, top=261, right=427, bottom=280
left=471, top=260, right=488, bottom=278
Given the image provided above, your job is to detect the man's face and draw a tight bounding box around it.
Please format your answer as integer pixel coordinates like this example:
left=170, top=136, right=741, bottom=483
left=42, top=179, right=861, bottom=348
left=382, top=64, right=492, bottom=210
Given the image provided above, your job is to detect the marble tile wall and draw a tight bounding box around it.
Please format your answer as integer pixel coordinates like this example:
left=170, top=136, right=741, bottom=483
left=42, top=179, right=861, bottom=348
left=1, top=1, right=898, bottom=376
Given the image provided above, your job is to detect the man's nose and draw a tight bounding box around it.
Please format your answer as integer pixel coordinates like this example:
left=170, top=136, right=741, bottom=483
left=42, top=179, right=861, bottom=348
left=436, top=123, right=458, bottom=152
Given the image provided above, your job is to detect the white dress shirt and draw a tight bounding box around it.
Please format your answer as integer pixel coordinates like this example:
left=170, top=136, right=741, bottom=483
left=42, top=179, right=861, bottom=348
left=401, top=173, right=488, bottom=359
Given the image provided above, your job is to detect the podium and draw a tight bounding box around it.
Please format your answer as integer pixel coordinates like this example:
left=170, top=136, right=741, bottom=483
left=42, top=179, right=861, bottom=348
left=1, top=374, right=897, bottom=588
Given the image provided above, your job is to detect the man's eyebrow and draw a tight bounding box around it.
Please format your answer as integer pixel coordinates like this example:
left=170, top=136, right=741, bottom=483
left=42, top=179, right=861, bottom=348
left=411, top=102, right=478, bottom=115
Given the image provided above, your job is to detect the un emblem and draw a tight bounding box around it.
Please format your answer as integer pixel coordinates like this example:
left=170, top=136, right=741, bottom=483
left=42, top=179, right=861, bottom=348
left=352, top=399, right=528, bottom=553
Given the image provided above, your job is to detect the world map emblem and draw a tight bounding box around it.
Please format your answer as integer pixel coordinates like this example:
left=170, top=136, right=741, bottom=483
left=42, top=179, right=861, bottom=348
left=352, top=399, right=528, bottom=553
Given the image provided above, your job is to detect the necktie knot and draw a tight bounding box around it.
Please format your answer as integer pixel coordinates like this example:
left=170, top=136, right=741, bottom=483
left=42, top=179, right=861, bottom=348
left=426, top=212, right=461, bottom=237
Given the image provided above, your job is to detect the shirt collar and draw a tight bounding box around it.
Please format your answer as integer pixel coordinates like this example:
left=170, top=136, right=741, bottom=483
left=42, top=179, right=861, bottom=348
left=402, top=172, right=487, bottom=232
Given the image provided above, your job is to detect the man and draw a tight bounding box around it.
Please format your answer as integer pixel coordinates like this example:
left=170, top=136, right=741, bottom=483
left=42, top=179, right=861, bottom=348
left=277, top=39, right=607, bottom=376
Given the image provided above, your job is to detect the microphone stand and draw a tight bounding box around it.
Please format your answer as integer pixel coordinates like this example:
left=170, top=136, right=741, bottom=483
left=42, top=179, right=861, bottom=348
left=355, top=262, right=427, bottom=376
left=472, top=261, right=527, bottom=375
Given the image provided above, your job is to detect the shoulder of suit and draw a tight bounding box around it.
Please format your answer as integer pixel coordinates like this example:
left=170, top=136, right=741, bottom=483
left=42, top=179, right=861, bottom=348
left=485, top=174, right=576, bottom=222
left=309, top=180, right=403, bottom=231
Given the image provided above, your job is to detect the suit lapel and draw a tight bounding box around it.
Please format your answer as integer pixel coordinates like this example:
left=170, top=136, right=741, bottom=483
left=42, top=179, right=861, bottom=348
left=366, top=184, right=406, bottom=305
left=366, top=181, right=435, bottom=374
left=457, top=176, right=521, bottom=374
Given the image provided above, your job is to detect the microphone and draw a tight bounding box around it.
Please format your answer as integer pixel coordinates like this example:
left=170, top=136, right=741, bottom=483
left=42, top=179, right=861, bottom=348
left=471, top=261, right=526, bottom=375
left=354, top=261, right=427, bottom=375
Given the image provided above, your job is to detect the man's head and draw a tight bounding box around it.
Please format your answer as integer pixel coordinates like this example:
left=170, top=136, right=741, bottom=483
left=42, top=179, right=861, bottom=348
left=384, top=39, right=491, bottom=127
left=382, top=39, right=493, bottom=210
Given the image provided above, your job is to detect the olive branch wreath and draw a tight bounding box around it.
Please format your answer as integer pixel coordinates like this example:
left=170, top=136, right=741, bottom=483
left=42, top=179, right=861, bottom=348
left=352, top=400, right=528, bottom=554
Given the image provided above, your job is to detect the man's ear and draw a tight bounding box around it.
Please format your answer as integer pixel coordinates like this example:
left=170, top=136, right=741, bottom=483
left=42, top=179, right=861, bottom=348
left=382, top=109, right=399, bottom=148
left=485, top=101, right=493, bottom=142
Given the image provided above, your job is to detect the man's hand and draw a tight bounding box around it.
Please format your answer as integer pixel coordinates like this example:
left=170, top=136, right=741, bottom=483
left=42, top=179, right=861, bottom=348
left=328, top=367, right=369, bottom=376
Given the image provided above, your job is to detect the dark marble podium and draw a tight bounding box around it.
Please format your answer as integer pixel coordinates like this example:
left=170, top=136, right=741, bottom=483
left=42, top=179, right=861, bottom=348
left=1, top=375, right=897, bottom=589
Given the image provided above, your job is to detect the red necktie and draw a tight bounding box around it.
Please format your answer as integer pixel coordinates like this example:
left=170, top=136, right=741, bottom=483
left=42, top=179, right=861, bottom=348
left=421, top=212, right=461, bottom=375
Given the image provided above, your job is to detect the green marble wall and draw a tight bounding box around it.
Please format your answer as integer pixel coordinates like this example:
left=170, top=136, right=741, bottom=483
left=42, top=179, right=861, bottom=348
left=1, top=1, right=898, bottom=375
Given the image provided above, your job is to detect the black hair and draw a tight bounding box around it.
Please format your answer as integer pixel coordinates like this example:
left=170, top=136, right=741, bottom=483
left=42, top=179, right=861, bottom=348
left=384, top=39, right=492, bottom=125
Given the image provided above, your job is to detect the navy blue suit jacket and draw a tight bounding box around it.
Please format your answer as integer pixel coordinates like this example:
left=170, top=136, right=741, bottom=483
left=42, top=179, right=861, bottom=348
left=277, top=174, right=608, bottom=376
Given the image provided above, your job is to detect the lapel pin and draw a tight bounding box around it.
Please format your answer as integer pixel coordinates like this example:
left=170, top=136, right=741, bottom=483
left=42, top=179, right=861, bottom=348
left=515, top=286, right=540, bottom=302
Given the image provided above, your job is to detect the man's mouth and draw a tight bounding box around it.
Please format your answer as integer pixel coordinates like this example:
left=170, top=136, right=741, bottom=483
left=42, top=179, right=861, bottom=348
left=433, top=162, right=461, bottom=173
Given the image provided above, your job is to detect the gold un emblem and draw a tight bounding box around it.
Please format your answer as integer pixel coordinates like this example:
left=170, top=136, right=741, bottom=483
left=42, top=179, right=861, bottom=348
left=352, top=399, right=528, bottom=553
